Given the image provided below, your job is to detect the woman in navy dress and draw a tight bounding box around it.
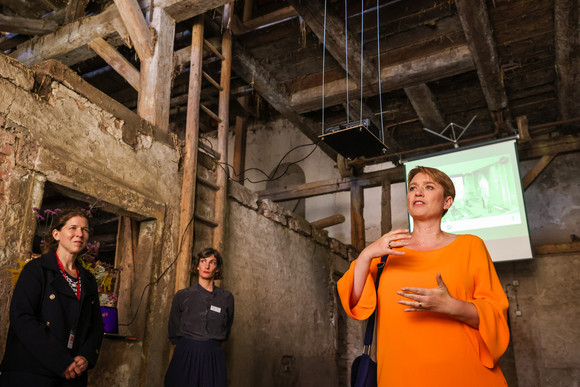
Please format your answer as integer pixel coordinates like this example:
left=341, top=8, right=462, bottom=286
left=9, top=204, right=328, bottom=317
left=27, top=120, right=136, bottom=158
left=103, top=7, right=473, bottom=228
left=165, top=248, right=235, bottom=387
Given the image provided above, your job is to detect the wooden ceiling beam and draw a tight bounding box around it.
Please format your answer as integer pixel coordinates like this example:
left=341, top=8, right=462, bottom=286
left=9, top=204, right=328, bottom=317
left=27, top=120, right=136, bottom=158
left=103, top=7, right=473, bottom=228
left=151, top=0, right=230, bottom=23
left=287, top=0, right=377, bottom=89
left=257, top=166, right=405, bottom=202
left=88, top=37, right=140, bottom=91
left=231, top=40, right=336, bottom=159
left=404, top=83, right=447, bottom=132
left=244, top=6, right=296, bottom=32
left=291, top=44, right=475, bottom=114
left=113, top=0, right=154, bottom=60
left=64, top=0, right=90, bottom=24
left=0, top=13, right=58, bottom=35
left=554, top=0, right=580, bottom=121
left=9, top=4, right=120, bottom=66
left=455, top=0, right=511, bottom=132
left=9, top=0, right=229, bottom=66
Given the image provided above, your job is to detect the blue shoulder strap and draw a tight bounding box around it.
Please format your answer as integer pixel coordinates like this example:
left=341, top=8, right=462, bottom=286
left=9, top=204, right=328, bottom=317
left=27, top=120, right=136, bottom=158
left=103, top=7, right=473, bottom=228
left=362, top=255, right=388, bottom=350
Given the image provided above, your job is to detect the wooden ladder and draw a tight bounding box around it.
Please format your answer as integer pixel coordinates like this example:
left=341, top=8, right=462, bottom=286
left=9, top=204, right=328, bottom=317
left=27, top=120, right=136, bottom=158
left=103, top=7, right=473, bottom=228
left=175, top=9, right=233, bottom=292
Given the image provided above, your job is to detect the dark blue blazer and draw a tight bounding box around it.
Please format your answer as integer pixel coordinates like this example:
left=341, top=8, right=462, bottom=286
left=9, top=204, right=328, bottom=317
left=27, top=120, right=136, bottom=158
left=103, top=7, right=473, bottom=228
left=0, top=251, right=104, bottom=379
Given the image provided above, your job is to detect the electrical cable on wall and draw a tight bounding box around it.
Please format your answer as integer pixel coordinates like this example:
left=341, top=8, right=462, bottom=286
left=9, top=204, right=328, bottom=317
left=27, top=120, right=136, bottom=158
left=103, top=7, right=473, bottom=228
left=199, top=136, right=320, bottom=184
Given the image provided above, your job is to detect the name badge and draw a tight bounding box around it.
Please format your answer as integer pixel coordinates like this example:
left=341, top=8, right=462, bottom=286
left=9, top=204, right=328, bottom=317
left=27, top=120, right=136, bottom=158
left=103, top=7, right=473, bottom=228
left=210, top=305, right=221, bottom=313
left=67, top=331, right=75, bottom=349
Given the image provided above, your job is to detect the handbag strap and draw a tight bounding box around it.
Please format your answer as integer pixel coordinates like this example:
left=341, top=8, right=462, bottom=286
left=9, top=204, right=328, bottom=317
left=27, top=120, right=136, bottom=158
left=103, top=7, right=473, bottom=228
left=362, top=255, right=388, bottom=350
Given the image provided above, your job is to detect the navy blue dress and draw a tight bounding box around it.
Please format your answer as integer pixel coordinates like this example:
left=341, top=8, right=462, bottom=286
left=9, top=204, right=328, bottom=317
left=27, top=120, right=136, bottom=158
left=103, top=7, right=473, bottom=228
left=164, top=284, right=234, bottom=387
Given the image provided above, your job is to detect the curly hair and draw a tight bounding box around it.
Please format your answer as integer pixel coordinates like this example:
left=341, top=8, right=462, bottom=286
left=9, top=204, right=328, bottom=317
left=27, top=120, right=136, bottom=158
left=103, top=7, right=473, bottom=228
left=190, top=248, right=224, bottom=280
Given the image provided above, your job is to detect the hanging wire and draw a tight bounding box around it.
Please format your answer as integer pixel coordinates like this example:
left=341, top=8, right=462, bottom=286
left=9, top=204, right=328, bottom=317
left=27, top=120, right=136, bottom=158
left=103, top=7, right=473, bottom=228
left=376, top=0, right=385, bottom=142
left=359, top=0, right=364, bottom=122
left=345, top=0, right=350, bottom=123
left=321, top=0, right=327, bottom=135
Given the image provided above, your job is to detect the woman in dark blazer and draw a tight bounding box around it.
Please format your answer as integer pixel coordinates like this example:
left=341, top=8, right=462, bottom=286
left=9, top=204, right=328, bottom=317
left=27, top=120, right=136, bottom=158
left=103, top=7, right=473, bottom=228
left=0, top=209, right=104, bottom=387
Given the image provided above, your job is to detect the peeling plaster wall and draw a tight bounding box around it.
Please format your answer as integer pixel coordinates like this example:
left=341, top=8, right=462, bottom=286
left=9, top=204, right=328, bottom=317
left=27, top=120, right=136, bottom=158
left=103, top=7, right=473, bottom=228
left=0, top=54, right=182, bottom=387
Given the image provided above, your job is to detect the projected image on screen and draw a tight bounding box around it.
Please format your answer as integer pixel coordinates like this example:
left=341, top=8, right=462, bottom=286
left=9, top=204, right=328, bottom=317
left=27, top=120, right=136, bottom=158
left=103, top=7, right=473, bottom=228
left=405, top=139, right=533, bottom=262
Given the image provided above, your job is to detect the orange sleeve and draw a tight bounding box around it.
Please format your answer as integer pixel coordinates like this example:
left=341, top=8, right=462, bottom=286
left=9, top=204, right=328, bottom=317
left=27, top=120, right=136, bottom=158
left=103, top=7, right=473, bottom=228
left=463, top=237, right=510, bottom=368
left=337, top=258, right=380, bottom=321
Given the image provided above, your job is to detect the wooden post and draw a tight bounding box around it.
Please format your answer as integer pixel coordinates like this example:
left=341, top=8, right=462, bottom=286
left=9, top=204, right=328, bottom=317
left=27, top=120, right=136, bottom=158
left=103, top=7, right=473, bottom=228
left=233, top=96, right=249, bottom=182
left=381, top=178, right=392, bottom=235
left=350, top=183, right=365, bottom=250
left=137, top=8, right=175, bottom=133
left=114, top=216, right=136, bottom=334
left=517, top=115, right=530, bottom=142
left=213, top=26, right=233, bottom=253
left=175, top=17, right=204, bottom=293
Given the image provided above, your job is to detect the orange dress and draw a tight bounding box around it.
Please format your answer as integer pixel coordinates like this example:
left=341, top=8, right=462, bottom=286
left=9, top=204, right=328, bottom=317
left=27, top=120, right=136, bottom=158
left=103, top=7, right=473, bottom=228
left=338, top=234, right=509, bottom=387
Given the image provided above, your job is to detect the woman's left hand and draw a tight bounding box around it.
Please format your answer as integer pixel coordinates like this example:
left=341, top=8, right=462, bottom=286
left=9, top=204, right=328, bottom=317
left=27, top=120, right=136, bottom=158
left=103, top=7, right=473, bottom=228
left=397, top=273, right=480, bottom=328
left=397, top=273, right=452, bottom=313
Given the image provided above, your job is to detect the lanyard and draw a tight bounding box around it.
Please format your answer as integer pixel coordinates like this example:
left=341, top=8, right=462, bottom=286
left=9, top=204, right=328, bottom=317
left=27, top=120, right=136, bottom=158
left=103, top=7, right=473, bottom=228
left=55, top=253, right=81, bottom=300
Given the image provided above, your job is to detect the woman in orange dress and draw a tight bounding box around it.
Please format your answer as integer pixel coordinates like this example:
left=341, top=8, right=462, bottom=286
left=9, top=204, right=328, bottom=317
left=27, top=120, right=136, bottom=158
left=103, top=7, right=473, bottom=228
left=338, top=166, right=509, bottom=387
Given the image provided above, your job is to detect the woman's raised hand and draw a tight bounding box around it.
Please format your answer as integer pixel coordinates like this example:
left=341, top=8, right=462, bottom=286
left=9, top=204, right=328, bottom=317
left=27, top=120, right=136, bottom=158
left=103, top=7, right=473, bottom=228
left=360, top=228, right=411, bottom=261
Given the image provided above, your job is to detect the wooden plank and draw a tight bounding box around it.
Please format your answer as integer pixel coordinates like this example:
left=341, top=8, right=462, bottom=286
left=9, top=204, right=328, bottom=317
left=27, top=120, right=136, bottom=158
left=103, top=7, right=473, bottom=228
left=9, top=4, right=120, bottom=66
left=0, top=13, right=58, bottom=35
left=350, top=183, right=365, bottom=250
left=114, top=216, right=136, bottom=335
left=534, top=241, right=580, bottom=255
left=404, top=83, right=447, bottom=131
left=522, top=154, right=557, bottom=191
left=113, top=0, right=154, bottom=60
left=88, top=37, right=140, bottom=91
left=237, top=5, right=298, bottom=33
left=311, top=214, right=345, bottom=229
left=291, top=45, right=475, bottom=113
left=175, top=16, right=204, bottom=293
left=455, top=0, right=508, bottom=115
left=517, top=115, right=531, bottom=141
left=9, top=0, right=228, bottom=67
left=64, top=0, right=90, bottom=23
left=153, top=0, right=229, bottom=22
left=517, top=134, right=580, bottom=160
left=258, top=167, right=405, bottom=202
left=554, top=0, right=580, bottom=120
left=213, top=25, right=233, bottom=253
left=137, top=8, right=175, bottom=133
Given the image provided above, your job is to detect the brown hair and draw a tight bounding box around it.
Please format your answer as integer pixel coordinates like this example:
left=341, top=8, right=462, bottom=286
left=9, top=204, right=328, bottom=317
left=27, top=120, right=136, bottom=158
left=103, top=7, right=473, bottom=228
left=42, top=209, right=90, bottom=254
left=408, top=166, right=455, bottom=216
left=191, top=248, right=224, bottom=280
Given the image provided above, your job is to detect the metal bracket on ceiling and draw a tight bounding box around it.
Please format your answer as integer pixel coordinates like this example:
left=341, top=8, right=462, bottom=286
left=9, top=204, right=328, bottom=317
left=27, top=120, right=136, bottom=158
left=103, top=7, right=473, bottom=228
left=423, top=115, right=477, bottom=148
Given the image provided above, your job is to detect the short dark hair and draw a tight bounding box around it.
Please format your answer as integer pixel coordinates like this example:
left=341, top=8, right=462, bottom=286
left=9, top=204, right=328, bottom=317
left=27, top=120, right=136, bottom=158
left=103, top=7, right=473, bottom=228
left=42, top=208, right=90, bottom=253
left=191, top=248, right=224, bottom=280
left=408, top=166, right=455, bottom=217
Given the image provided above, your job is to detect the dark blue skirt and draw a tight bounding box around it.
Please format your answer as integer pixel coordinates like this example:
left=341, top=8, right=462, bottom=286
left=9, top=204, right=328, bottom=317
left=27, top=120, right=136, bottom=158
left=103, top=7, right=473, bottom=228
left=164, top=338, right=226, bottom=387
